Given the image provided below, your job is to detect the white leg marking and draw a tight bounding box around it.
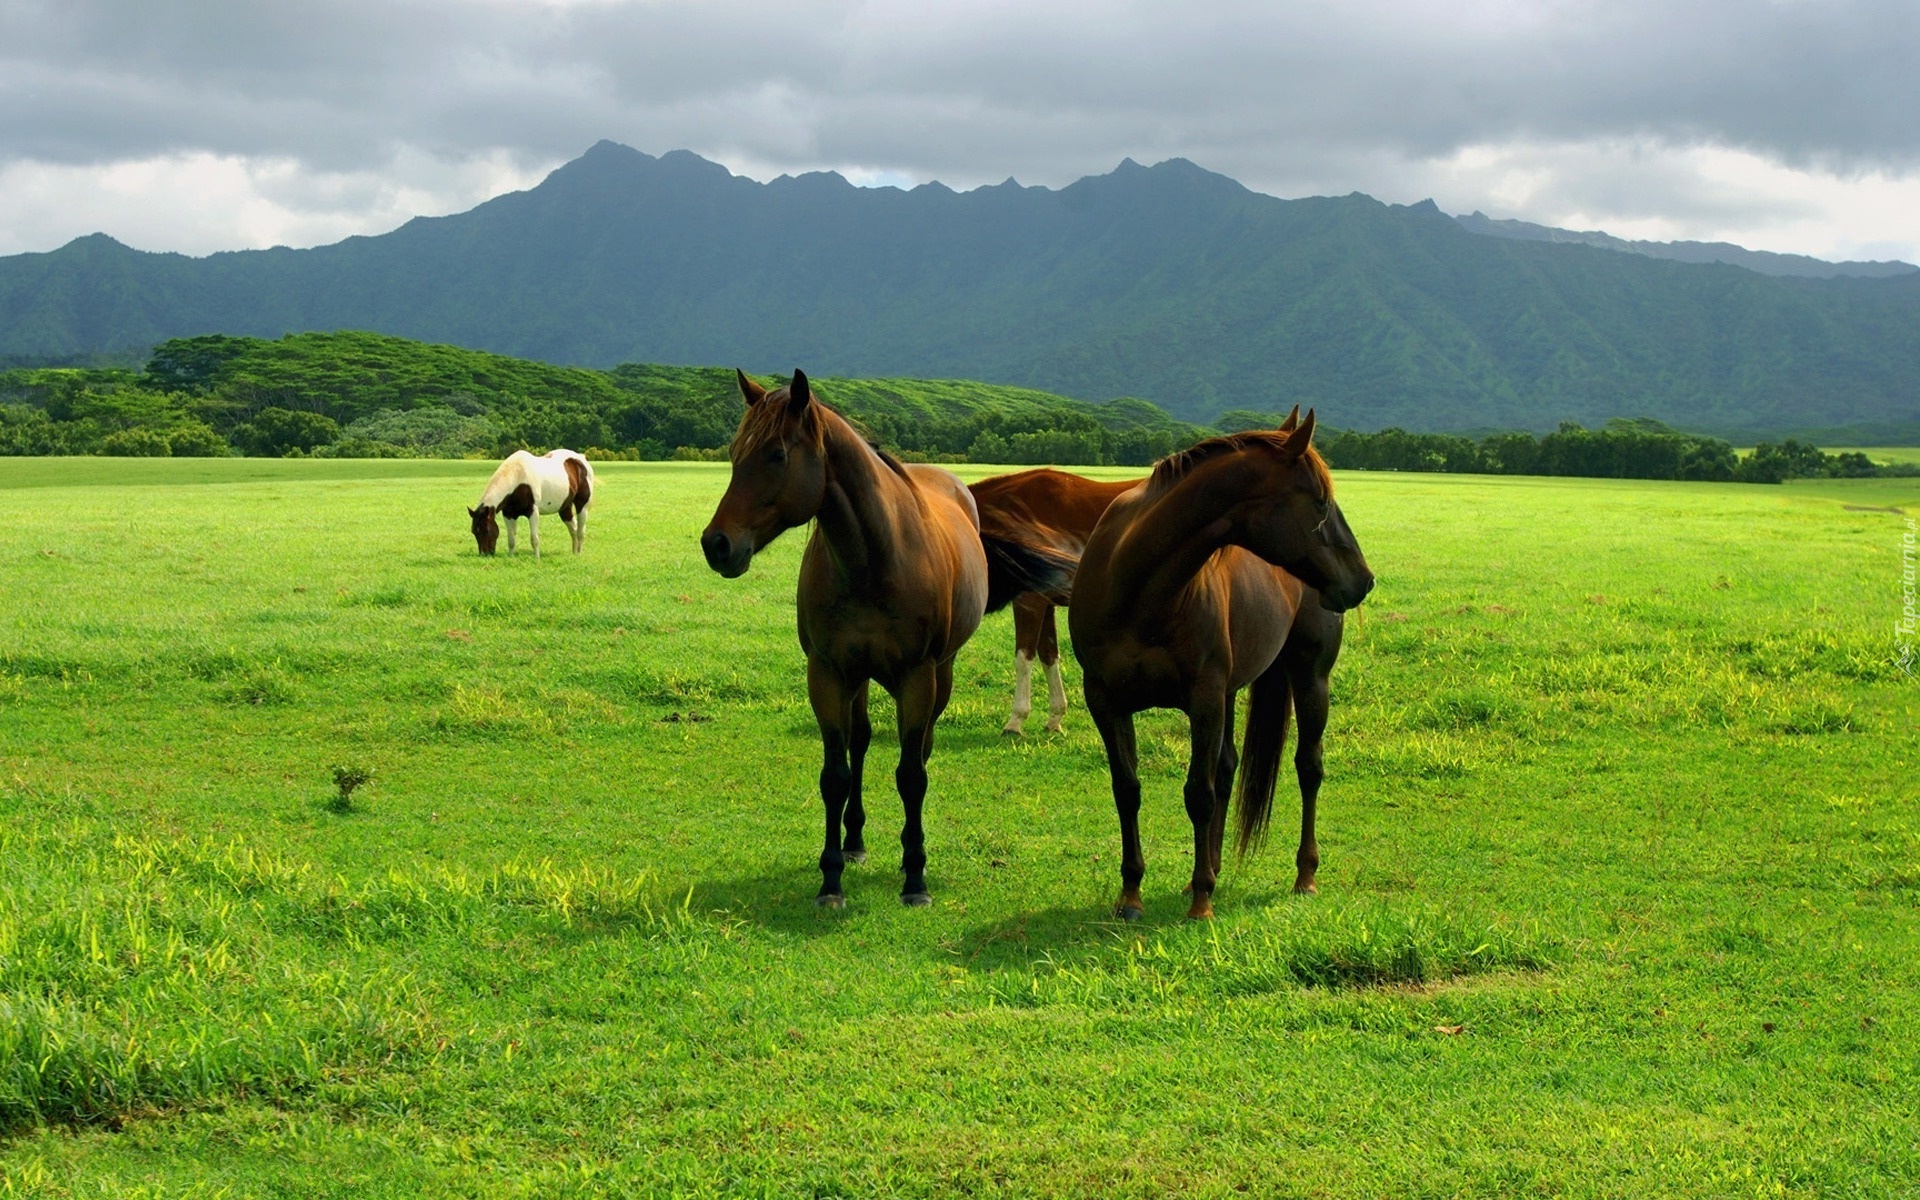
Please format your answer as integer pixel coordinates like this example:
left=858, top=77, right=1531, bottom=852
left=506, top=518, right=517, bottom=554
left=529, top=510, right=541, bottom=558
left=1045, top=658, right=1069, bottom=733
left=572, top=508, right=586, bottom=554
left=1003, top=651, right=1033, bottom=735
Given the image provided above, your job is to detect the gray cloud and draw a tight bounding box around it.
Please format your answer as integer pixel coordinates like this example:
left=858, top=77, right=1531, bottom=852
left=2, top=0, right=1915, bottom=257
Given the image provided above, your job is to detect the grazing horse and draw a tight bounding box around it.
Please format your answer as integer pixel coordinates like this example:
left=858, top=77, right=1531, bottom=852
left=469, top=449, right=594, bottom=557
left=969, top=468, right=1141, bottom=734
left=1068, top=410, right=1374, bottom=920
left=702, top=370, right=1072, bottom=908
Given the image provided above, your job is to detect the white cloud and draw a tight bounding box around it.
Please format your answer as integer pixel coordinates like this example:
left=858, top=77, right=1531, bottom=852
left=0, top=149, right=550, bottom=257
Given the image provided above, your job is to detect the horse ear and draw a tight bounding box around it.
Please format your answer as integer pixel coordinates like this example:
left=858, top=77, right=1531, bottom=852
left=1277, top=405, right=1301, bottom=432
left=1282, top=409, right=1317, bottom=457
left=736, top=369, right=768, bottom=407
left=788, top=368, right=813, bottom=415
left=467, top=506, right=477, bottom=517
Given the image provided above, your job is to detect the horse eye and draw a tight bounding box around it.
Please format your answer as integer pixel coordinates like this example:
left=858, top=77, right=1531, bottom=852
left=765, top=446, right=787, bottom=465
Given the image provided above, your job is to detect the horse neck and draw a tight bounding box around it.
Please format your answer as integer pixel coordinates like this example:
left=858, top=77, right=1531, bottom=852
left=813, top=409, right=920, bottom=578
left=478, top=457, right=526, bottom=509
left=1108, top=454, right=1263, bottom=614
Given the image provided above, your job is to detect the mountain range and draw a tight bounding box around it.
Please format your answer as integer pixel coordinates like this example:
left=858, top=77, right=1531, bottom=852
left=2, top=141, right=1916, bottom=438
left=1453, top=211, right=1918, bottom=280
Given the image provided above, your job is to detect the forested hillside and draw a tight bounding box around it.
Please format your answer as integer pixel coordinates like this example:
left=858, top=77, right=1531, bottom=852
left=3, top=144, right=1915, bottom=441
left=0, top=331, right=1211, bottom=465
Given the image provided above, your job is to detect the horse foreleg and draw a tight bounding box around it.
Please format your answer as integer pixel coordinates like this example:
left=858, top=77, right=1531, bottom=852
left=1040, top=605, right=1068, bottom=733
left=1089, top=690, right=1145, bottom=920
left=843, top=681, right=872, bottom=865
left=1182, top=689, right=1230, bottom=919
left=528, top=510, right=541, bottom=559
left=506, top=518, right=518, bottom=555
left=807, top=659, right=858, bottom=908
left=893, top=661, right=942, bottom=906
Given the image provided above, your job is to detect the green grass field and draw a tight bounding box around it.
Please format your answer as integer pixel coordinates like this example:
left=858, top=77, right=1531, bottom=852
left=1, top=458, right=1915, bottom=1198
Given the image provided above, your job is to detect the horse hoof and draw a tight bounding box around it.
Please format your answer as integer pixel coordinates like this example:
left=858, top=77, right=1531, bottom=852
left=1185, top=902, right=1215, bottom=921
left=1115, top=905, right=1144, bottom=922
left=1292, top=880, right=1319, bottom=896
left=1044, top=720, right=1063, bottom=734
left=1001, top=723, right=1023, bottom=736
left=815, top=894, right=846, bottom=910
left=900, top=891, right=932, bottom=907
left=844, top=849, right=867, bottom=865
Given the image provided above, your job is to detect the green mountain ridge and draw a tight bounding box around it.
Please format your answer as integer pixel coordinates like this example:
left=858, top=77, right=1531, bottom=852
left=2, top=142, right=1917, bottom=439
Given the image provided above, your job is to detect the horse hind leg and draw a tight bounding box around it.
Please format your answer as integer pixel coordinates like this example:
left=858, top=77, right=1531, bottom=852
left=1003, top=595, right=1047, bottom=734
left=571, top=507, right=586, bottom=554
left=1089, top=689, right=1145, bottom=920
left=1209, top=690, right=1239, bottom=883
left=843, top=682, right=872, bottom=864
left=807, top=660, right=859, bottom=908
left=893, top=661, right=947, bottom=906
left=1040, top=605, right=1068, bottom=733
left=1284, top=615, right=1342, bottom=895
left=1181, top=690, right=1230, bottom=920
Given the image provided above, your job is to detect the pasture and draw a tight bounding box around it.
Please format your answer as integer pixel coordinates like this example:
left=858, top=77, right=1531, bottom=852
left=0, top=456, right=1915, bottom=1198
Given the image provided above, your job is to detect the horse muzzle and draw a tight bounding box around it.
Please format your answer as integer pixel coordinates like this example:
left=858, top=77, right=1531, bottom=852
left=1319, top=570, right=1376, bottom=613
left=701, top=528, right=753, bottom=578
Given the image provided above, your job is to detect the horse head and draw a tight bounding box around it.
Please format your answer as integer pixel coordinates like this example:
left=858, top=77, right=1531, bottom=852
left=1236, top=411, right=1374, bottom=612
left=700, top=368, right=829, bottom=578
left=469, top=505, right=501, bottom=556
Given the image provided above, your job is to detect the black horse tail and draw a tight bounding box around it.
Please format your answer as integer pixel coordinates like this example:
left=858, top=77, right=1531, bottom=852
left=1236, top=662, right=1294, bottom=858
left=979, top=533, right=1078, bottom=615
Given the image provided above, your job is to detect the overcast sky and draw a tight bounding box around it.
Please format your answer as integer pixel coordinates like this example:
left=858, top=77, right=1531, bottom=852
left=4, top=0, right=1917, bottom=264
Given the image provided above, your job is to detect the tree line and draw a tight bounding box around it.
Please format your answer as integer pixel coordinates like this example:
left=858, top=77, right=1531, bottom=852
left=1303, top=418, right=1910, bottom=483
left=2, top=332, right=1911, bottom=482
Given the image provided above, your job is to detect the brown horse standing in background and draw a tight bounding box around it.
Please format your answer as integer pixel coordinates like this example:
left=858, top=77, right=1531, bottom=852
left=702, top=370, right=1072, bottom=907
left=969, top=468, right=1140, bottom=734
left=1069, top=411, right=1374, bottom=920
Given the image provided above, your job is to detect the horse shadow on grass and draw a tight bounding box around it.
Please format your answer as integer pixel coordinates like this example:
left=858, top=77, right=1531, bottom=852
left=683, top=854, right=1268, bottom=968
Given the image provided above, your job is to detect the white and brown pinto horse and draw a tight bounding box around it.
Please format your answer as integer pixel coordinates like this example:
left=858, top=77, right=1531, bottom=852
left=469, top=449, right=595, bottom=557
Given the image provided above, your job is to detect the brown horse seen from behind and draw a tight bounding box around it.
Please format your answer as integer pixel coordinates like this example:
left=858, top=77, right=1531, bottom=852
left=701, top=370, right=1072, bottom=908
left=969, top=468, right=1139, bottom=734
left=1069, top=410, right=1374, bottom=920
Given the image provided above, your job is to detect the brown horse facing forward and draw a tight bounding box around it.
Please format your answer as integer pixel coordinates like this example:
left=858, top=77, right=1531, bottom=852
left=969, top=468, right=1141, bottom=735
left=702, top=370, right=1072, bottom=908
left=1068, top=410, right=1374, bottom=920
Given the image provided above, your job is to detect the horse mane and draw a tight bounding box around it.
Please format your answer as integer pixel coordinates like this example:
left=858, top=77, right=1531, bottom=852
left=478, top=450, right=532, bottom=509
left=1147, top=430, right=1333, bottom=499
left=732, top=385, right=909, bottom=480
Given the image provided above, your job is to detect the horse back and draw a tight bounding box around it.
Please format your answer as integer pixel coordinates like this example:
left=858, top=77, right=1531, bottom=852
left=906, top=464, right=979, bottom=529
left=971, top=468, right=1139, bottom=553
